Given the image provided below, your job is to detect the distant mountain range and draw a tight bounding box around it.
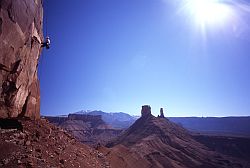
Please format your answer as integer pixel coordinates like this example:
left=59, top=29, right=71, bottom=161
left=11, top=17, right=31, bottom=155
left=73, top=110, right=250, bottom=136
left=75, top=110, right=138, bottom=129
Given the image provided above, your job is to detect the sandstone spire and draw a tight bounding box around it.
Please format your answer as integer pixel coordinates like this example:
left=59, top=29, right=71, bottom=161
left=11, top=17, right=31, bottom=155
left=160, top=108, right=165, bottom=118
left=141, top=105, right=151, bottom=118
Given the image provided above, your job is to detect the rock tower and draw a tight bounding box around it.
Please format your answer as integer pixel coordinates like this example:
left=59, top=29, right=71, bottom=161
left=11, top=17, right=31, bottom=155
left=141, top=105, right=152, bottom=117
left=159, top=108, right=165, bottom=118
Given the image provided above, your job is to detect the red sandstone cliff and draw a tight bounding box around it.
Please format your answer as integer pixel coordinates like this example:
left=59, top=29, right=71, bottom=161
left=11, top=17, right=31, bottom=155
left=0, top=0, right=43, bottom=119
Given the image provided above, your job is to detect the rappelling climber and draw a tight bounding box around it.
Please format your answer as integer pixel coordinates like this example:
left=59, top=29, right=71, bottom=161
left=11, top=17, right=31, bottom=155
left=41, top=36, right=50, bottom=49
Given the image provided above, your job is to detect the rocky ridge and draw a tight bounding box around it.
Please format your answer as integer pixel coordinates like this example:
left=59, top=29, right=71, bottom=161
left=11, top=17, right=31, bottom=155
left=46, top=114, right=123, bottom=145
left=104, top=105, right=249, bottom=168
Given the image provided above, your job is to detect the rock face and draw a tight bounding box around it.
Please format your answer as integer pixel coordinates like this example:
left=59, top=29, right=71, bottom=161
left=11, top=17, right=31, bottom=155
left=0, top=0, right=43, bottom=119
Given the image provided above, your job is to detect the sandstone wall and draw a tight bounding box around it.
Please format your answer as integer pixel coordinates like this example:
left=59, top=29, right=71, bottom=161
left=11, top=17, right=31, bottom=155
left=0, top=0, right=43, bottom=119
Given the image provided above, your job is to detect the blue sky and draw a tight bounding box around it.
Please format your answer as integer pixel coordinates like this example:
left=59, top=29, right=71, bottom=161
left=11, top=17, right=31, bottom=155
left=39, top=0, right=250, bottom=117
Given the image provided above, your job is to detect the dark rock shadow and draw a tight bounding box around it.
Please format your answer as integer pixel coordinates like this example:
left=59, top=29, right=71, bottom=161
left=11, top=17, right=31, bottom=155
left=0, top=118, right=23, bottom=130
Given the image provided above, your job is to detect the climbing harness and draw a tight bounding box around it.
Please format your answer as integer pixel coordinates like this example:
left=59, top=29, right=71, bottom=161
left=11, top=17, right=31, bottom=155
left=41, top=36, right=50, bottom=49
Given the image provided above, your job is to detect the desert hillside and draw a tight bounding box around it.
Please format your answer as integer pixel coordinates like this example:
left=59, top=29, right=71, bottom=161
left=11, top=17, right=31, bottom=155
left=0, top=118, right=110, bottom=168
left=104, top=105, right=249, bottom=168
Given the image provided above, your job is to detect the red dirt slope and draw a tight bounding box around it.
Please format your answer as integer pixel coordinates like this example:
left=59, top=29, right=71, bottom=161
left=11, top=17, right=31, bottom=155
left=0, top=118, right=110, bottom=168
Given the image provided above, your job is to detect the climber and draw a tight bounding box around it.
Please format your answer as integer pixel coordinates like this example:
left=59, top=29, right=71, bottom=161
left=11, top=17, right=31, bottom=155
left=41, top=36, right=50, bottom=49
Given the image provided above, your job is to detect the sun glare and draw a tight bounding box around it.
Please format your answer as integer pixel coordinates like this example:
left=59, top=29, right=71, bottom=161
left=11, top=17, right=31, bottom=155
left=184, top=0, right=232, bottom=26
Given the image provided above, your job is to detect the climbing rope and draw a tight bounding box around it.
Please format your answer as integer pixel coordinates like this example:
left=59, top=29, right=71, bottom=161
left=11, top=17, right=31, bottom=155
left=45, top=8, right=48, bottom=37
left=43, top=0, right=49, bottom=37
left=35, top=0, right=50, bottom=116
left=41, top=0, right=51, bottom=49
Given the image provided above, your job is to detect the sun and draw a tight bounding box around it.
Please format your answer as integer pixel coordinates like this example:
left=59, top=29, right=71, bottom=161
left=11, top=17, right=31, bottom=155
left=183, top=0, right=232, bottom=26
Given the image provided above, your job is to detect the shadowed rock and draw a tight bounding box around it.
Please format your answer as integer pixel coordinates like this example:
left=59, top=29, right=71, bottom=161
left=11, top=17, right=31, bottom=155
left=141, top=105, right=152, bottom=118
left=0, top=118, right=23, bottom=130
